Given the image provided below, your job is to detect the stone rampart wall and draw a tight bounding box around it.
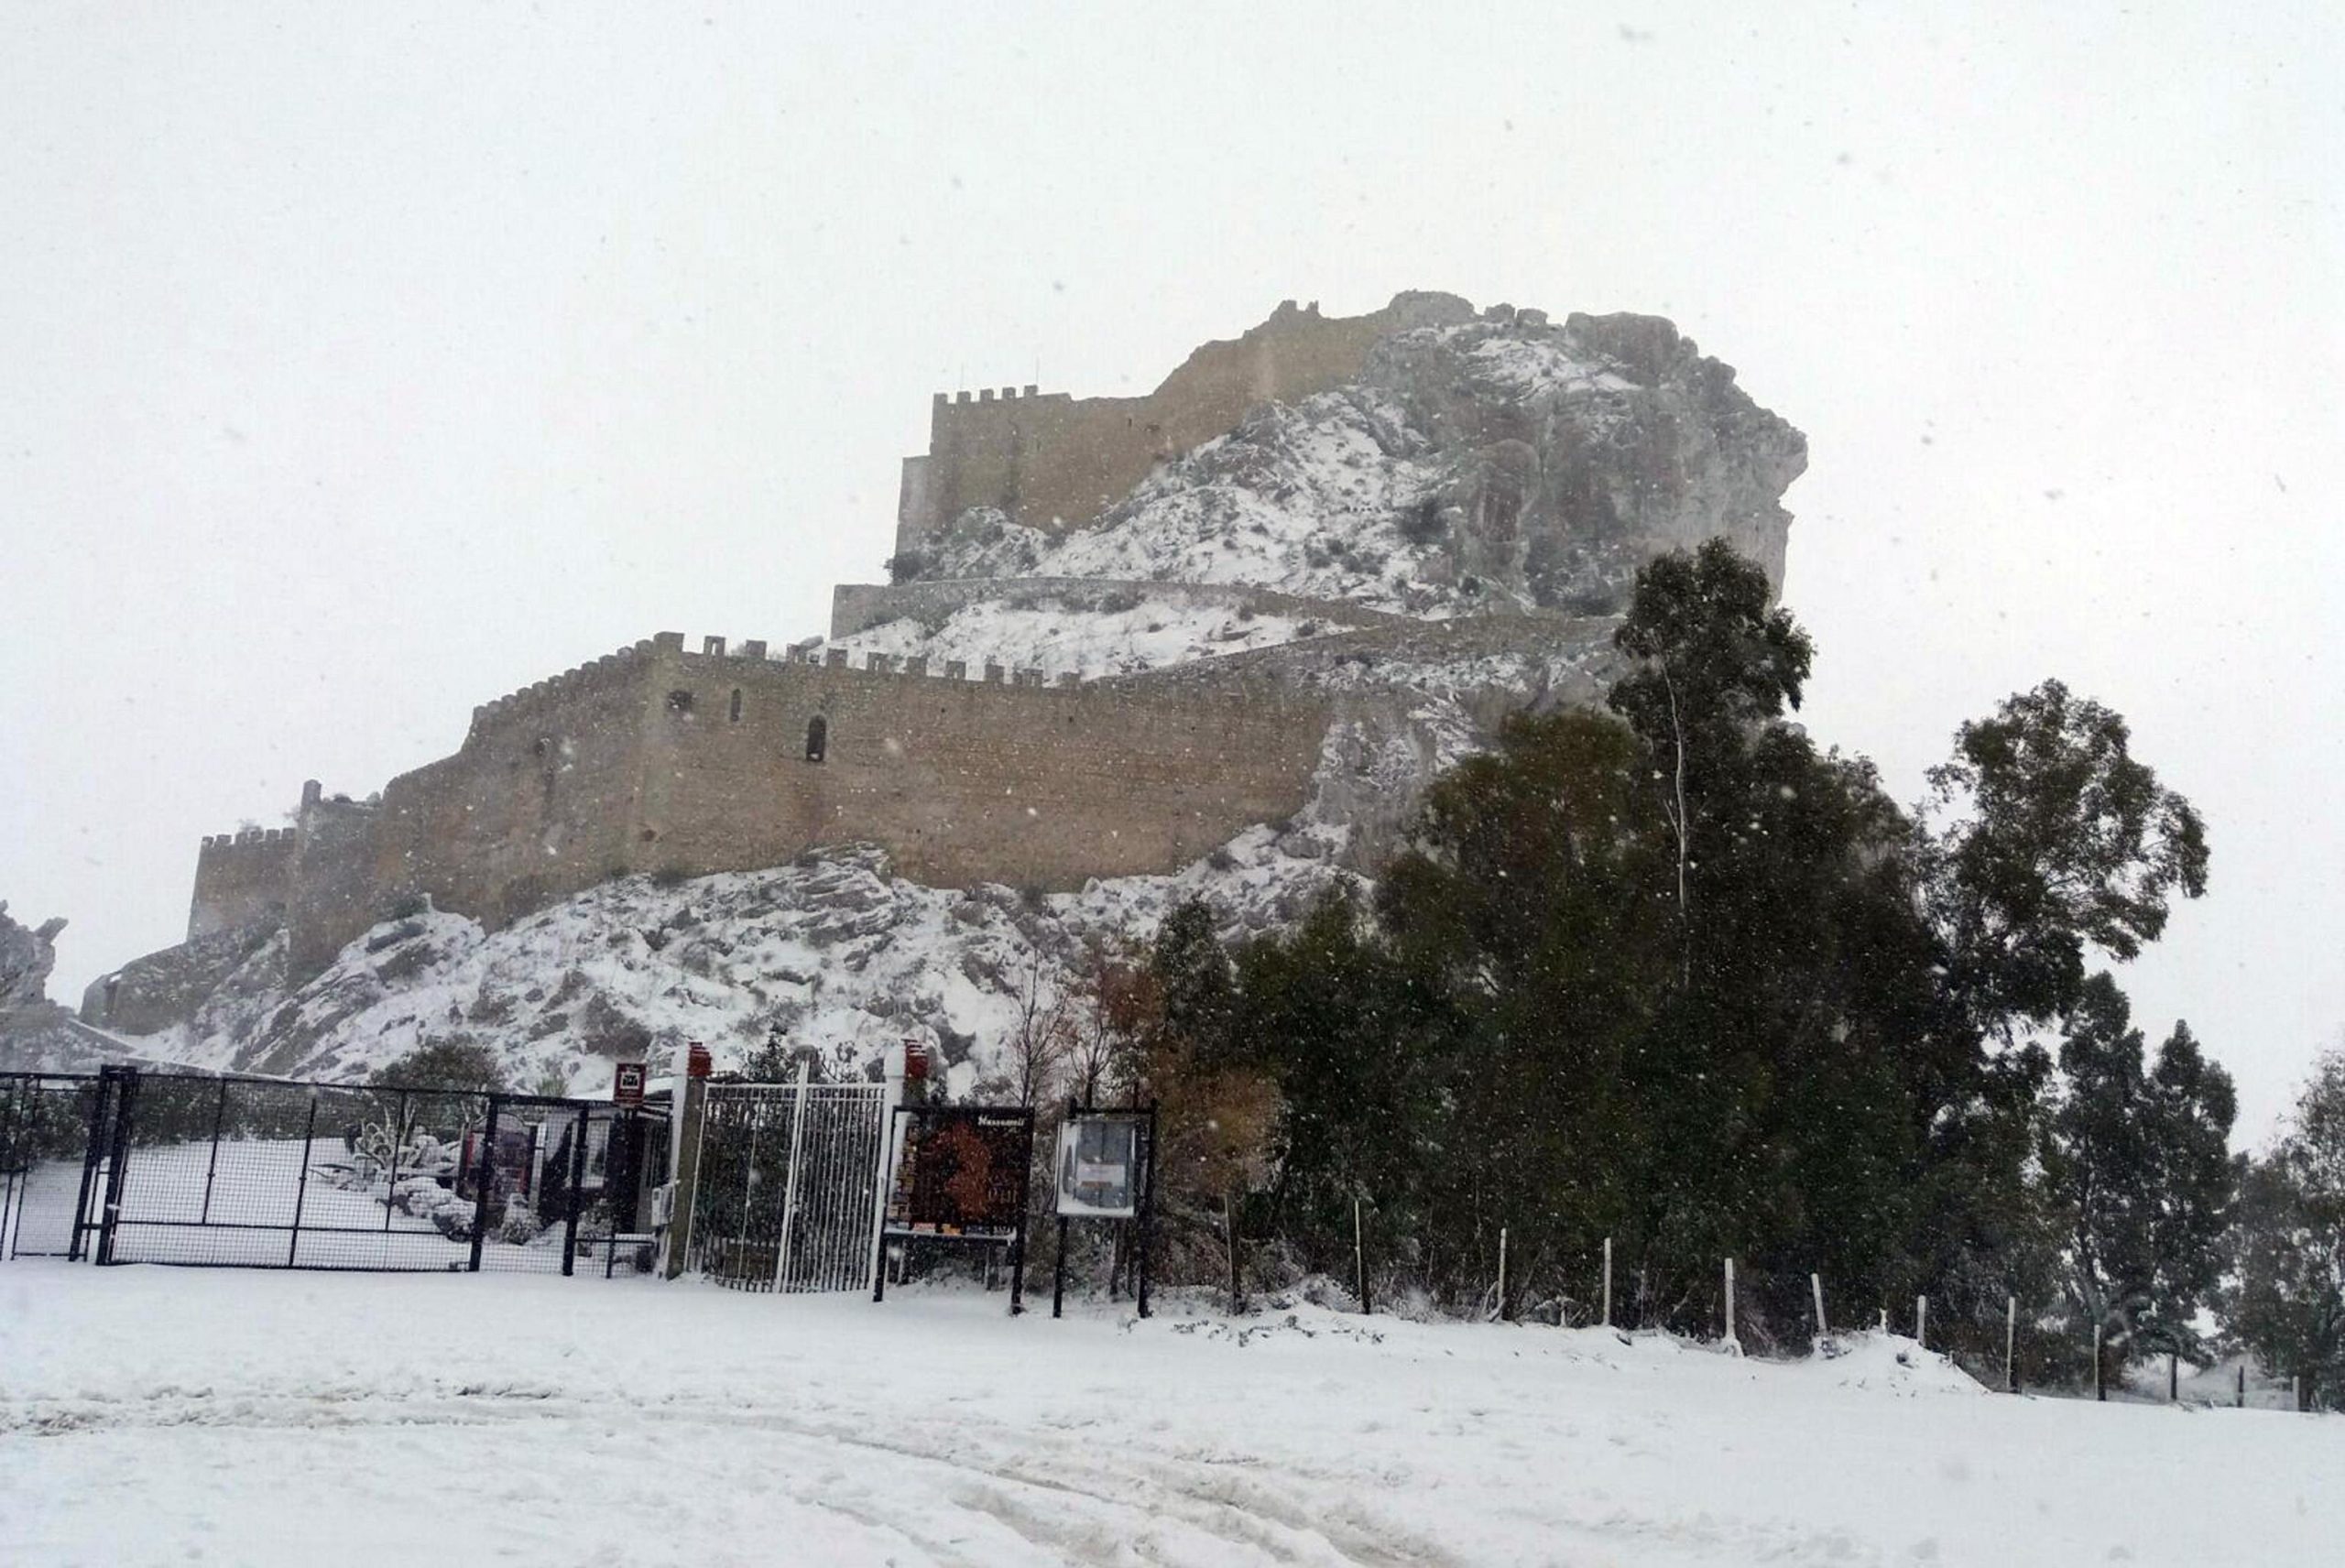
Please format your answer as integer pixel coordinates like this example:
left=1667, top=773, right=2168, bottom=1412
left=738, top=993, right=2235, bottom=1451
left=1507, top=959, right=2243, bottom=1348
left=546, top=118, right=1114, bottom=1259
left=641, top=640, right=1326, bottom=893
left=188, top=829, right=296, bottom=941
left=896, top=292, right=1474, bottom=553
left=371, top=653, right=660, bottom=940
left=348, top=631, right=1327, bottom=964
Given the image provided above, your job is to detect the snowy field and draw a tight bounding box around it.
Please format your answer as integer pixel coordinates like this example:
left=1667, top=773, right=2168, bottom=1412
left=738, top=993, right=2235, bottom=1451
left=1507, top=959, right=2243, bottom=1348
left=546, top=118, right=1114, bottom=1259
left=3, top=1265, right=2340, bottom=1567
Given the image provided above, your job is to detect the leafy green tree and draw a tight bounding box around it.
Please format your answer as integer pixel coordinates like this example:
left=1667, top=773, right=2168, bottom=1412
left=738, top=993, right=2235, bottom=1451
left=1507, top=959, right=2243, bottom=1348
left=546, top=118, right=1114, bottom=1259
left=2228, top=1050, right=2345, bottom=1408
left=1925, top=680, right=2209, bottom=1040
left=2045, top=975, right=2236, bottom=1375
left=1608, top=536, right=1813, bottom=964
left=369, top=1040, right=507, bottom=1094
left=1229, top=889, right=1445, bottom=1276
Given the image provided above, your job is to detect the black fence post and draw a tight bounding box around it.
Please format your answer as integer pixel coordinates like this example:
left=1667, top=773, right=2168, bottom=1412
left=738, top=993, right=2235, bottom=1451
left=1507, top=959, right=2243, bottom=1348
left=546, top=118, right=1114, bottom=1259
left=282, top=1092, right=319, bottom=1269
left=198, top=1077, right=229, bottom=1225
left=383, top=1089, right=407, bottom=1238
left=1052, top=1097, right=1074, bottom=1319
left=1006, top=1108, right=1032, bottom=1316
left=1136, top=1101, right=1157, bottom=1320
left=561, top=1105, right=589, bottom=1277
left=469, top=1096, right=502, bottom=1273
left=94, top=1067, right=140, bottom=1266
left=70, top=1071, right=121, bottom=1261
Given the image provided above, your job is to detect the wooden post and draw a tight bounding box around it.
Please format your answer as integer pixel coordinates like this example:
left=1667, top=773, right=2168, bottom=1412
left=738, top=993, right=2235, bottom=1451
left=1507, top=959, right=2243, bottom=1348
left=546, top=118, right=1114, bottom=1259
left=2095, top=1323, right=2106, bottom=1401
left=1811, top=1272, right=1827, bottom=1339
left=1723, top=1258, right=1738, bottom=1352
left=2168, top=1352, right=2178, bottom=1403
left=1601, top=1236, right=1613, bottom=1329
left=1353, top=1196, right=1369, bottom=1315
left=1496, top=1226, right=1510, bottom=1322
left=1914, top=1294, right=1927, bottom=1349
left=2005, top=1296, right=2018, bottom=1393
left=2292, top=1374, right=2301, bottom=1412
left=2236, top=1364, right=2245, bottom=1409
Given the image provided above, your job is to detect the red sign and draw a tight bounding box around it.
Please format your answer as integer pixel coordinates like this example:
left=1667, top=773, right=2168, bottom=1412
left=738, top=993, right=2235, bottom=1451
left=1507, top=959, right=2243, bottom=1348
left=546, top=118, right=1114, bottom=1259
left=613, top=1062, right=647, bottom=1107
left=686, top=1043, right=712, bottom=1080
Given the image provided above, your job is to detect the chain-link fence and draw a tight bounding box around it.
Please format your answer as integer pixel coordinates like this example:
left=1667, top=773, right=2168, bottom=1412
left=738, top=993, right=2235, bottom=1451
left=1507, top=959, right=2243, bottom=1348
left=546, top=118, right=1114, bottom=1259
left=0, top=1068, right=661, bottom=1277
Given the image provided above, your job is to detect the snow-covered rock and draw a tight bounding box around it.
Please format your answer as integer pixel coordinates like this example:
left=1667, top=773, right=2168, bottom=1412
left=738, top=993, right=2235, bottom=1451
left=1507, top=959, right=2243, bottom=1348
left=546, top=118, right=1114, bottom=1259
left=147, top=835, right=1354, bottom=1094
left=911, top=308, right=1805, bottom=618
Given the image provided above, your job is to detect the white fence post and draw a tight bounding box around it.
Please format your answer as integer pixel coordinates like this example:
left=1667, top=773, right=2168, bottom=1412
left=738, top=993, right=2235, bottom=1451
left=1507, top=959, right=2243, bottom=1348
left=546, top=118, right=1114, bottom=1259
left=1914, top=1293, right=1927, bottom=1349
left=1723, top=1258, right=1739, bottom=1354
left=2005, top=1295, right=2017, bottom=1392
left=1496, top=1226, right=1509, bottom=1322
left=867, top=1044, right=907, bottom=1296
left=1810, top=1272, right=1827, bottom=1339
left=1601, top=1236, right=1613, bottom=1329
left=770, top=1060, right=813, bottom=1293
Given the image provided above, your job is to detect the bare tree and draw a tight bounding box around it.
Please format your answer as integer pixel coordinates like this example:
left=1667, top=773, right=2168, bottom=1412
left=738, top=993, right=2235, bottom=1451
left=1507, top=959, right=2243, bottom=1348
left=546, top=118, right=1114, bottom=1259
left=1005, top=953, right=1075, bottom=1107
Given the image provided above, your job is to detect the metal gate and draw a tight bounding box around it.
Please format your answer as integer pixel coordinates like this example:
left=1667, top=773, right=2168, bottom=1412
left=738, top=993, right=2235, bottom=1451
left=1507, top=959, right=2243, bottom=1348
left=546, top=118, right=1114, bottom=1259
left=688, top=1070, right=889, bottom=1292
left=0, top=1070, right=121, bottom=1261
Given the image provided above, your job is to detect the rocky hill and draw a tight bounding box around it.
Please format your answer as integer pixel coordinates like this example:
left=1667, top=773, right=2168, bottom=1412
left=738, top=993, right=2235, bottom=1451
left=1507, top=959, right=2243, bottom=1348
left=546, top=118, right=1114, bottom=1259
left=79, top=293, right=1805, bottom=1093
left=903, top=305, right=1803, bottom=619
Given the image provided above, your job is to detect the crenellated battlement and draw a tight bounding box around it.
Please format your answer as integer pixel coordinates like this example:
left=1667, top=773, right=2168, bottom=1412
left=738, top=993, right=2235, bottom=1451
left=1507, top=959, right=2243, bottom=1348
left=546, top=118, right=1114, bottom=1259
left=198, top=827, right=297, bottom=852
left=464, top=642, right=656, bottom=743
left=649, top=631, right=1325, bottom=717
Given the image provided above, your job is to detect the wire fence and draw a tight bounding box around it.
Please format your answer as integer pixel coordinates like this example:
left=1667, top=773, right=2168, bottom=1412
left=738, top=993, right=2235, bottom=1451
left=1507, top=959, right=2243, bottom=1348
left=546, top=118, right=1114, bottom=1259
left=1, top=1068, right=663, bottom=1277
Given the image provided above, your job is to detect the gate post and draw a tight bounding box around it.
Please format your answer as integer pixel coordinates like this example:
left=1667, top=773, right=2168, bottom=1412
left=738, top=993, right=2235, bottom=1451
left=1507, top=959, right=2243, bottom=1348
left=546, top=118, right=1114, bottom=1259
left=867, top=1042, right=910, bottom=1298
left=70, top=1068, right=124, bottom=1261
left=93, top=1066, right=141, bottom=1266
left=468, top=1096, right=503, bottom=1273
left=660, top=1045, right=710, bottom=1280
left=561, top=1104, right=590, bottom=1277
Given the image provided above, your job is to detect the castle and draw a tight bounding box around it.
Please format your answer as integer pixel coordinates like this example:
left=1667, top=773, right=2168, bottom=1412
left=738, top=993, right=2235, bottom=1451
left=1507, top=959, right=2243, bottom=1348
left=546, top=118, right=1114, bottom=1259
left=82, top=291, right=1804, bottom=1048
left=98, top=633, right=1327, bottom=1027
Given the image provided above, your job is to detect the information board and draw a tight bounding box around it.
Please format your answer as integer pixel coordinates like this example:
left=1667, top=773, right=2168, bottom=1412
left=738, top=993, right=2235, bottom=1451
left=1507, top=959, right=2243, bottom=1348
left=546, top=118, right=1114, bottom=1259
left=883, top=1106, right=1034, bottom=1241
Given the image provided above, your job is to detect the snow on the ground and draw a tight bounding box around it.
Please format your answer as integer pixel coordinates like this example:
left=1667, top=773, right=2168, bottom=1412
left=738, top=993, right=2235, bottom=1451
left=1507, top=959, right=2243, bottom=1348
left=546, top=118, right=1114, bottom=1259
left=5, top=1264, right=2339, bottom=1567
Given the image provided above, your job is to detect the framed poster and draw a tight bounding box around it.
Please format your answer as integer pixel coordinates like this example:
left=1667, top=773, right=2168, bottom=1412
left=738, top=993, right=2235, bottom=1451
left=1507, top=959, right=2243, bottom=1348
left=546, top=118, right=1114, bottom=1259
left=1053, top=1113, right=1143, bottom=1218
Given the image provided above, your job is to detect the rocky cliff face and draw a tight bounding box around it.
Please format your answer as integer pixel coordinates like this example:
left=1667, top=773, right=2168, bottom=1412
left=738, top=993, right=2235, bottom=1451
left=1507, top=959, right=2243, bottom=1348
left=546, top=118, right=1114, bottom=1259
left=0, top=901, right=115, bottom=1072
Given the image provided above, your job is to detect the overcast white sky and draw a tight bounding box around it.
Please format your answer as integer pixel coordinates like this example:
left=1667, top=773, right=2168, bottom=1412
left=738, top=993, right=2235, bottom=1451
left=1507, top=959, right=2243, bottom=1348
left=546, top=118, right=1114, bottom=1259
left=2, top=3, right=2337, bottom=1137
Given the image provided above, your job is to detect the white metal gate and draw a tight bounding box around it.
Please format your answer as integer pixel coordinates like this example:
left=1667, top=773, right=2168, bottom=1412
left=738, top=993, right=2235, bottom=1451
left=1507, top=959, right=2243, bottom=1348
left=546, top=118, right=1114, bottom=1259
left=689, top=1069, right=888, bottom=1292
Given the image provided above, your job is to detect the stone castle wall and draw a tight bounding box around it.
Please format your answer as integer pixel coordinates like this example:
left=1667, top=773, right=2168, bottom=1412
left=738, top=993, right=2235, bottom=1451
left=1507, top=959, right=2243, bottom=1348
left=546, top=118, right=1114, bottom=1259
left=895, top=291, right=1474, bottom=556
left=187, top=828, right=296, bottom=940
left=284, top=785, right=388, bottom=985
left=266, top=631, right=1330, bottom=983
left=641, top=638, right=1325, bottom=895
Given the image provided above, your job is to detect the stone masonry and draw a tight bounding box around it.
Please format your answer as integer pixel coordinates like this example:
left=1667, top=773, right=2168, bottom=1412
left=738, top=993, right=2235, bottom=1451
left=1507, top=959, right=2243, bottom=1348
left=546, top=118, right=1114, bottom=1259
left=893, top=291, right=1476, bottom=557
